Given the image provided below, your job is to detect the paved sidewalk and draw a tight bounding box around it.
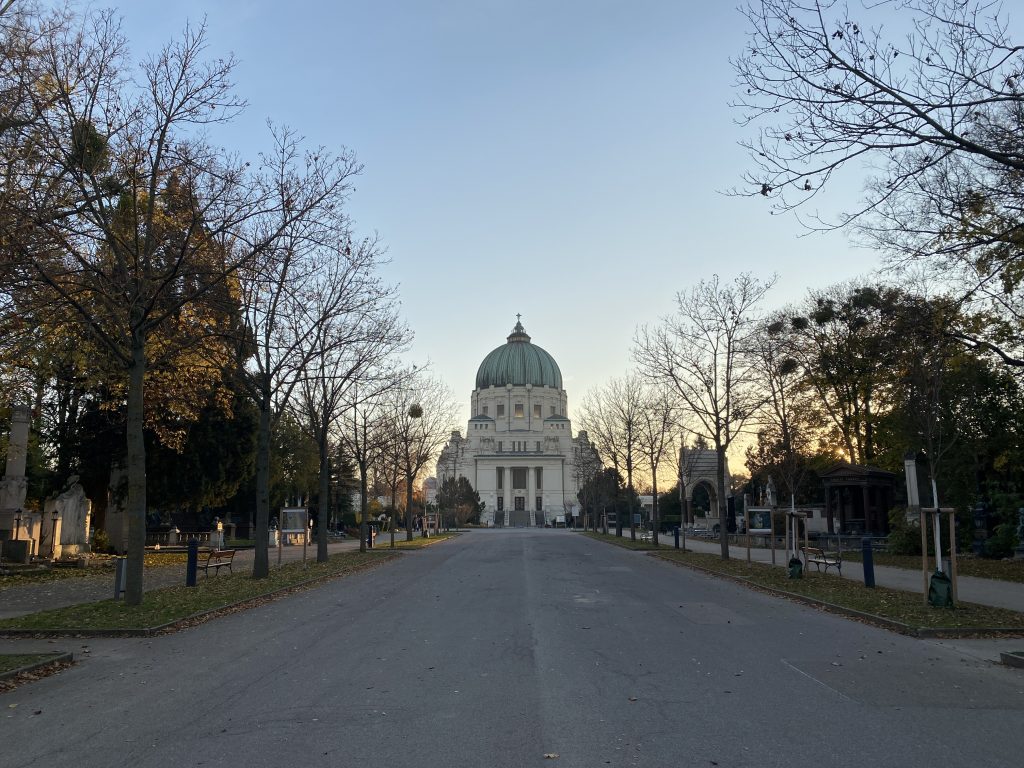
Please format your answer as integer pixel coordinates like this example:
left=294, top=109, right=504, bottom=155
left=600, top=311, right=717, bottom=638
left=0, top=539, right=366, bottom=620
left=662, top=534, right=1024, bottom=613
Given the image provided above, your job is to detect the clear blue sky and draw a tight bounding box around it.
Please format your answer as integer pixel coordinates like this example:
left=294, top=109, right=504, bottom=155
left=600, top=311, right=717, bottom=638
left=119, top=1, right=880, bottom=421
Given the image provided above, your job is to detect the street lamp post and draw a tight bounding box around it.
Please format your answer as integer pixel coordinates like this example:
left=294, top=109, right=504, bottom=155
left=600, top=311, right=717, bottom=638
left=407, top=402, right=423, bottom=542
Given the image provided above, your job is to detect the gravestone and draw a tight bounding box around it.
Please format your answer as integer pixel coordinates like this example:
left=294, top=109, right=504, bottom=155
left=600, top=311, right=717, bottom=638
left=44, top=476, right=92, bottom=557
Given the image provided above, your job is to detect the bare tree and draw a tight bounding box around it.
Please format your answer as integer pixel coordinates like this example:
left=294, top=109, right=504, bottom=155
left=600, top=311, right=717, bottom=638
left=635, top=274, right=775, bottom=559
left=385, top=373, right=459, bottom=541
left=732, top=0, right=1024, bottom=364
left=340, top=373, right=404, bottom=552
left=234, top=129, right=362, bottom=578
left=293, top=237, right=407, bottom=562
left=571, top=431, right=602, bottom=530
left=577, top=374, right=647, bottom=539
left=635, top=384, right=677, bottom=545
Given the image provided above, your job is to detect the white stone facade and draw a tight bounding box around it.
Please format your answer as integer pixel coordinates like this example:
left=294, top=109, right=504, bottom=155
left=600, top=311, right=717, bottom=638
left=435, top=322, right=595, bottom=526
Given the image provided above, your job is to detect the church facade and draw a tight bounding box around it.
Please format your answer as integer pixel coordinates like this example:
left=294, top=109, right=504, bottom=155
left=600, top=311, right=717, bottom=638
left=435, top=319, right=596, bottom=527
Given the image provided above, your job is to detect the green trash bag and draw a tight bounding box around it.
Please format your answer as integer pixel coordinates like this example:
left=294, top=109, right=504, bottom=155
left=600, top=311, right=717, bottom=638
left=928, top=570, right=954, bottom=608
left=788, top=557, right=803, bottom=579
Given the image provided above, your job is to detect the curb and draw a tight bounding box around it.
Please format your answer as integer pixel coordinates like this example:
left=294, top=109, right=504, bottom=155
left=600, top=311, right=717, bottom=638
left=0, top=553, right=399, bottom=639
left=649, top=551, right=1024, bottom=639
left=0, top=652, right=74, bottom=682
left=1000, top=651, right=1024, bottom=669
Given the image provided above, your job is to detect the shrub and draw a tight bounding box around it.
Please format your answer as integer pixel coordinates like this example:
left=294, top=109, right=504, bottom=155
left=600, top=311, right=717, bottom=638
left=771, top=510, right=804, bottom=538
left=886, top=507, right=922, bottom=556
left=983, top=523, right=1018, bottom=559
left=90, top=528, right=111, bottom=553
left=660, top=514, right=681, bottom=532
left=980, top=492, right=1022, bottom=559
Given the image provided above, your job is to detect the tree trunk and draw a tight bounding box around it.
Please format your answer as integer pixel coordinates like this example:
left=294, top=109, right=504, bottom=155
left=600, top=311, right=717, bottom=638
left=252, top=393, right=272, bottom=578
left=406, top=470, right=419, bottom=539
left=317, top=435, right=329, bottom=563
left=717, top=442, right=730, bottom=560
left=124, top=333, right=147, bottom=605
left=651, top=469, right=659, bottom=545
left=359, top=457, right=368, bottom=554
left=627, top=459, right=636, bottom=541
left=406, top=469, right=414, bottom=541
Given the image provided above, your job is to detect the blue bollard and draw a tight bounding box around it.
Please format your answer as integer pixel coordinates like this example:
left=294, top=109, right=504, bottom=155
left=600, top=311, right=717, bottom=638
left=113, top=557, right=126, bottom=599
left=674, top=526, right=680, bottom=549
left=862, top=536, right=875, bottom=588
left=186, top=539, right=198, bottom=587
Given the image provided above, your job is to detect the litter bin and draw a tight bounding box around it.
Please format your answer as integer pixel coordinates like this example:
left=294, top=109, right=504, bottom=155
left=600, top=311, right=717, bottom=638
left=788, top=556, right=803, bottom=579
left=928, top=570, right=954, bottom=608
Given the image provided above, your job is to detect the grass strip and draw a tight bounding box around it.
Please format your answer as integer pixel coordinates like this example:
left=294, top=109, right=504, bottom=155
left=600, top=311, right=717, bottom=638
left=580, top=529, right=1024, bottom=585
left=0, top=653, right=74, bottom=692
left=652, top=550, right=1024, bottom=633
left=840, top=551, right=1024, bottom=584
left=0, top=552, right=188, bottom=590
left=578, top=531, right=665, bottom=551
left=0, top=653, right=64, bottom=675
left=0, top=550, right=397, bottom=633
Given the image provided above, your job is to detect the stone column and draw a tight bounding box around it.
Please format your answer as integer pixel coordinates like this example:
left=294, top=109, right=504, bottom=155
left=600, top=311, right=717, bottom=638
left=527, top=466, right=534, bottom=525
left=1, top=404, right=31, bottom=510
left=1, top=405, right=32, bottom=550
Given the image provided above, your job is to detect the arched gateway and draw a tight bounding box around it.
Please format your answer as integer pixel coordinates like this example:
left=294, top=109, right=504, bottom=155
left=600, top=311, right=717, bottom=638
left=679, top=445, right=730, bottom=528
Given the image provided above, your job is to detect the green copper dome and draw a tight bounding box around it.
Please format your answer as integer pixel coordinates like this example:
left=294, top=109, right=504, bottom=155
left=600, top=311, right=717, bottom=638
left=475, top=320, right=563, bottom=390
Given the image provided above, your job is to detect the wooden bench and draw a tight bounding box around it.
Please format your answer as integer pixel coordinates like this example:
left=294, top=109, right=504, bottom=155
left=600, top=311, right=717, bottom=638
left=801, top=546, right=841, bottom=575
left=200, top=549, right=235, bottom=576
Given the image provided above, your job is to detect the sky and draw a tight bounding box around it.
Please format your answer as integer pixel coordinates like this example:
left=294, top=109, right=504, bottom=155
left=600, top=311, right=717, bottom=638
left=114, top=0, right=885, bottom=424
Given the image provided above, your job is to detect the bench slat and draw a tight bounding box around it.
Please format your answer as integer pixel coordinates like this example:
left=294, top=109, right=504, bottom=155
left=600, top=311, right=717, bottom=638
left=800, top=546, right=842, bottom=574
left=200, top=549, right=235, bottom=576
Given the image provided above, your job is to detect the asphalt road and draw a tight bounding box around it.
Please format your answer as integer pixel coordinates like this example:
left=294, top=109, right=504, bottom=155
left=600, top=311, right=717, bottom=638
left=2, top=529, right=1023, bottom=768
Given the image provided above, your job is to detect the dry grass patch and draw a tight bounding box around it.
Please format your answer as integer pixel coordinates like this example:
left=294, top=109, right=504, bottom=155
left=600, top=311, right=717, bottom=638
left=0, top=552, right=188, bottom=591
left=653, top=550, right=1024, bottom=632
left=580, top=531, right=666, bottom=551
left=0, top=550, right=397, bottom=632
left=841, top=551, right=1024, bottom=583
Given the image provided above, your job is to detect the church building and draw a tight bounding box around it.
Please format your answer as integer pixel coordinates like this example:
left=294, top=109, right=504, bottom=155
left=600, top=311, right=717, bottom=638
left=435, top=318, right=596, bottom=527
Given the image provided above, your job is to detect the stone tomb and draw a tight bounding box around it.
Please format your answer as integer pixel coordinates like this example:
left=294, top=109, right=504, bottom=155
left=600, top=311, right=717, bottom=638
left=44, top=477, right=92, bottom=557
